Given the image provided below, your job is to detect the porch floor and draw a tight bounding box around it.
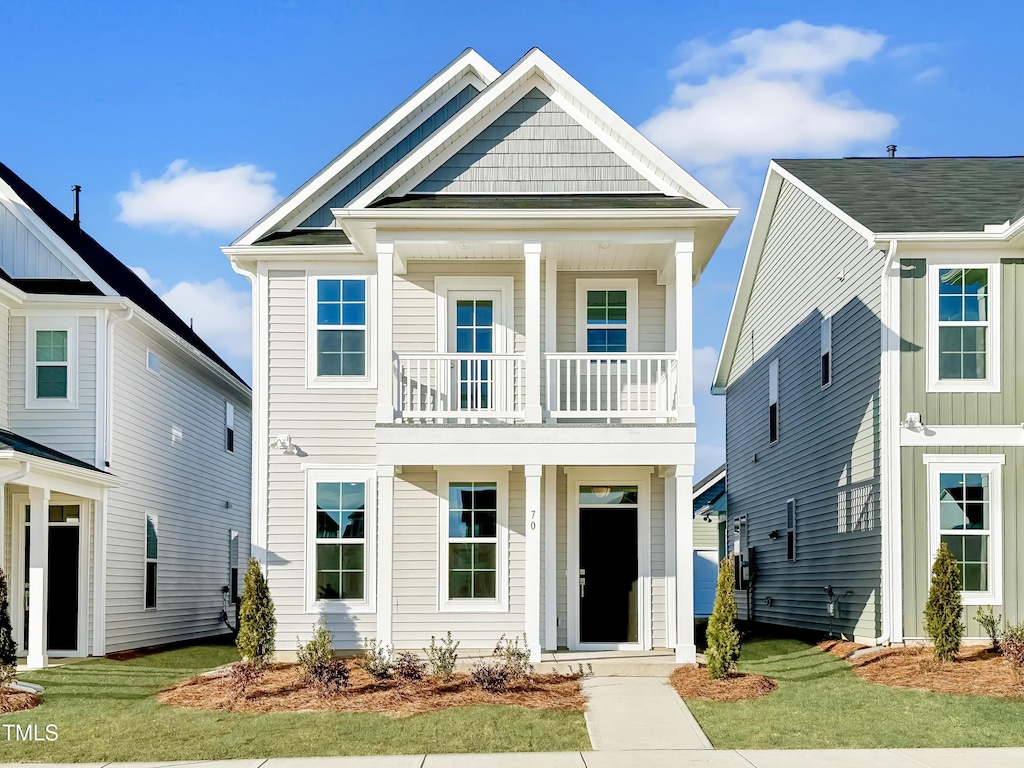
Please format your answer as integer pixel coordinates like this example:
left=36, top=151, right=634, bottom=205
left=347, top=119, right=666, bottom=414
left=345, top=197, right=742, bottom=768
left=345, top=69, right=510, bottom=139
left=455, top=649, right=699, bottom=677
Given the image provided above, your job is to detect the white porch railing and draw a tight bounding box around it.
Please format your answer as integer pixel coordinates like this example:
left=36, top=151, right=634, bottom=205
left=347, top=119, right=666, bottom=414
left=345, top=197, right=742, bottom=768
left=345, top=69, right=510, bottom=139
left=396, top=353, right=525, bottom=420
left=545, top=353, right=678, bottom=418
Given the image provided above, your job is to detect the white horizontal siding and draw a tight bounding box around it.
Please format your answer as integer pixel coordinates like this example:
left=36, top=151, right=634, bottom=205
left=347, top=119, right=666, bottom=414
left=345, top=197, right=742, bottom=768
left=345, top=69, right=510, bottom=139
left=104, top=320, right=252, bottom=652
left=557, top=271, right=666, bottom=352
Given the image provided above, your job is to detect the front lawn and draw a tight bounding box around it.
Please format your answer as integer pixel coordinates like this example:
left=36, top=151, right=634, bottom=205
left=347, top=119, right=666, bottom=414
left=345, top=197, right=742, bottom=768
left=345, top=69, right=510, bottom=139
left=5, top=641, right=589, bottom=762
left=686, top=635, right=1024, bottom=749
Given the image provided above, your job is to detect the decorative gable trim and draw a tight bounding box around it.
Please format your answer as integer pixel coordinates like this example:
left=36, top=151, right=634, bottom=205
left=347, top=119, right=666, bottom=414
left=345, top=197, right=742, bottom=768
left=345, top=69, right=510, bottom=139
left=234, top=49, right=500, bottom=246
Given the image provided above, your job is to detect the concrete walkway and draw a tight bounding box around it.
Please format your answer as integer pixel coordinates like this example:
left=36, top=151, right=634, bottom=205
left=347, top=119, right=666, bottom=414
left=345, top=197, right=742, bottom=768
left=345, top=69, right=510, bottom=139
left=7, top=749, right=1024, bottom=767
left=581, top=676, right=712, bottom=750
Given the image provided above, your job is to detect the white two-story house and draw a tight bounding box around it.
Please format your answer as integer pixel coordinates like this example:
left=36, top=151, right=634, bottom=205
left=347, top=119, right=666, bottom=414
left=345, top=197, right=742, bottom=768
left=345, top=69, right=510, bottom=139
left=0, top=162, right=252, bottom=668
left=226, top=49, right=735, bottom=662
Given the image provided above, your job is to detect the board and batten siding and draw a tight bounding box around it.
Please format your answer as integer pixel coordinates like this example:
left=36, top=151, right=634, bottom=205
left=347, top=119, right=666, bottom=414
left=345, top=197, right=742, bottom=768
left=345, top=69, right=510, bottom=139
left=266, top=269, right=377, bottom=649
left=10, top=313, right=97, bottom=465
left=413, top=88, right=657, bottom=195
left=0, top=204, right=76, bottom=279
left=104, top=320, right=251, bottom=652
left=900, top=446, right=1024, bottom=639
left=724, top=180, right=886, bottom=641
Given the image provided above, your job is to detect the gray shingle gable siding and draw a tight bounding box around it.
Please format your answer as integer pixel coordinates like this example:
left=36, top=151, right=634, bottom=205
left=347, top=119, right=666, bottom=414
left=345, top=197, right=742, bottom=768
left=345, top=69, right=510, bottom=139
left=413, top=88, right=658, bottom=194
left=776, top=157, right=1024, bottom=233
left=370, top=194, right=703, bottom=209
left=299, top=85, right=480, bottom=227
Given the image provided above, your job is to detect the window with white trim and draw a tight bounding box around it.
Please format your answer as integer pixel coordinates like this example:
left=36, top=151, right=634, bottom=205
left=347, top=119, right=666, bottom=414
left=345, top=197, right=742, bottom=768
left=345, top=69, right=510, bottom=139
left=928, top=263, right=1000, bottom=392
left=926, top=454, right=1003, bottom=605
left=786, top=499, right=797, bottom=561
left=313, top=278, right=367, bottom=379
left=820, top=317, right=832, bottom=388
left=307, top=468, right=375, bottom=610
left=147, top=349, right=160, bottom=374
left=145, top=513, right=158, bottom=610
left=229, top=529, right=240, bottom=604
left=574, top=278, right=638, bottom=353
left=225, top=402, right=235, bottom=453
left=768, top=358, right=779, bottom=444
left=439, top=469, right=508, bottom=611
left=26, top=316, right=77, bottom=408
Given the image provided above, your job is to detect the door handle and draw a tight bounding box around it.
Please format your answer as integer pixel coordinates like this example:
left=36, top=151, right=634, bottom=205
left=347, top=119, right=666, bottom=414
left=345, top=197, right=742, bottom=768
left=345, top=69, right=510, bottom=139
left=579, top=576, right=586, bottom=598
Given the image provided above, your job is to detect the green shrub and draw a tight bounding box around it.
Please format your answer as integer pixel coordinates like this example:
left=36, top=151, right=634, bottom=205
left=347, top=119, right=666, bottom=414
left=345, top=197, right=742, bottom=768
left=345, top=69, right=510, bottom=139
left=236, top=557, right=276, bottom=668
left=924, top=542, right=964, bottom=662
left=705, top=556, right=740, bottom=680
left=1002, top=621, right=1024, bottom=676
left=976, top=606, right=1002, bottom=652
left=424, top=631, right=460, bottom=682
left=360, top=638, right=393, bottom=680
left=297, top=620, right=349, bottom=697
left=493, top=634, right=532, bottom=680
left=0, top=567, right=15, bottom=689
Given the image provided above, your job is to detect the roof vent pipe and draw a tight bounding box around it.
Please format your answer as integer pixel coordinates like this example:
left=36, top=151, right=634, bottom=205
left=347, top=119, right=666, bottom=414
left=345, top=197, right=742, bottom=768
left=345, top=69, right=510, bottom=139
left=887, top=145, right=897, bottom=158
left=72, top=185, right=82, bottom=230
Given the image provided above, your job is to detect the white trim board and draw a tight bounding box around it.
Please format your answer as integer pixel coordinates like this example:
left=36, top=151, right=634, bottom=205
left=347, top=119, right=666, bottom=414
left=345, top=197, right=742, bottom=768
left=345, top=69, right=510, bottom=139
left=901, top=425, right=1024, bottom=446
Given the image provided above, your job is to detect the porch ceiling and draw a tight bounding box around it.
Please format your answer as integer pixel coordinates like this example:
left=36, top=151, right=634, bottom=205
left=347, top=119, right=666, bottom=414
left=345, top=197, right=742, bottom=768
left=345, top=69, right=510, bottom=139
left=393, top=240, right=671, bottom=271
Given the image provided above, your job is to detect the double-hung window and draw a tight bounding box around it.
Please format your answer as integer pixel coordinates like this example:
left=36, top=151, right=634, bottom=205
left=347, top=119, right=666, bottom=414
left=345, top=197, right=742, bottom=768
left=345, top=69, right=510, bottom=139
left=27, top=317, right=77, bottom=408
left=307, top=468, right=375, bottom=611
left=820, top=317, right=832, bottom=388
left=439, top=469, right=508, bottom=611
left=926, top=454, right=1003, bottom=605
left=929, top=263, right=1000, bottom=392
left=311, top=277, right=369, bottom=383
left=145, top=513, right=158, bottom=610
left=786, top=499, right=797, bottom=561
left=225, top=402, right=235, bottom=453
left=575, top=279, right=638, bottom=354
left=768, top=358, right=779, bottom=444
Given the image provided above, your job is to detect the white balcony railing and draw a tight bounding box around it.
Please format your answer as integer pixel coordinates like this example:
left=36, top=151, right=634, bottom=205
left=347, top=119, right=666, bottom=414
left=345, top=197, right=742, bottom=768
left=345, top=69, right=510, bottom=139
left=546, top=354, right=678, bottom=418
left=396, top=353, right=525, bottom=420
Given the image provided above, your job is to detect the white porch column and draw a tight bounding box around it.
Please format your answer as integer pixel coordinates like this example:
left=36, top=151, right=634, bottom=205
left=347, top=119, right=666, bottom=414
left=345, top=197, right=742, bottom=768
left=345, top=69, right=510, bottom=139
left=544, top=255, right=557, bottom=423
left=674, top=236, right=695, bottom=424
left=376, top=242, right=396, bottom=424
left=92, top=492, right=107, bottom=657
left=376, top=466, right=395, bottom=649
left=664, top=471, right=677, bottom=650
left=525, top=464, right=542, bottom=661
left=543, top=465, right=557, bottom=651
left=524, top=243, right=542, bottom=423
left=673, top=466, right=696, bottom=663
left=27, top=485, right=50, bottom=669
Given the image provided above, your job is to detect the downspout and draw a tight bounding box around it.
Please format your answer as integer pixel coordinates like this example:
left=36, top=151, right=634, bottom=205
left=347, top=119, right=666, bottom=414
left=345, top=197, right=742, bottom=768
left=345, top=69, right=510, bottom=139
left=103, top=306, right=134, bottom=469
left=876, top=238, right=900, bottom=646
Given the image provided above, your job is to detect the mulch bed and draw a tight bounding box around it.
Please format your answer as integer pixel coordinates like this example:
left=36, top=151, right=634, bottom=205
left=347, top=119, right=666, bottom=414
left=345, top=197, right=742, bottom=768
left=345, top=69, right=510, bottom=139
left=0, top=690, right=41, bottom=714
left=669, top=664, right=777, bottom=702
left=158, top=663, right=586, bottom=717
left=849, top=645, right=1024, bottom=698
left=818, top=639, right=867, bottom=659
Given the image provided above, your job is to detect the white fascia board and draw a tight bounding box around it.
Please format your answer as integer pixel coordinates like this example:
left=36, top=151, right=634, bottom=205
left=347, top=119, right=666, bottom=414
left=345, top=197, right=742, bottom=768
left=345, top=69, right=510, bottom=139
left=222, top=244, right=360, bottom=261
left=335, top=207, right=737, bottom=226
left=349, top=47, right=726, bottom=210
left=233, top=49, right=499, bottom=247
left=0, top=181, right=117, bottom=294
left=692, top=465, right=726, bottom=498
left=19, top=458, right=119, bottom=497
left=711, top=166, right=785, bottom=395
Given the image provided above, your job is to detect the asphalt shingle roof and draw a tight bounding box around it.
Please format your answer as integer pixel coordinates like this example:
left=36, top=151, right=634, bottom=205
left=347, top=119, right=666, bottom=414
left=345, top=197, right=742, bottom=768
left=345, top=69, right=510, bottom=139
left=775, top=157, right=1024, bottom=233
left=0, top=162, right=246, bottom=386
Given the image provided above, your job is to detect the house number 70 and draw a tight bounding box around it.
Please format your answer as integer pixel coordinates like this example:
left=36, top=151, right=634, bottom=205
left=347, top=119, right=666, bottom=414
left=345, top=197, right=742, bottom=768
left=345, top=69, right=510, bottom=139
left=530, top=510, right=537, bottom=530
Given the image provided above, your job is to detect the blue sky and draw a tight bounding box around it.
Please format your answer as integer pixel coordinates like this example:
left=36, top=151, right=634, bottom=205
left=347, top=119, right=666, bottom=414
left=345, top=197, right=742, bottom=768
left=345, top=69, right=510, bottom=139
left=4, top=0, right=1023, bottom=477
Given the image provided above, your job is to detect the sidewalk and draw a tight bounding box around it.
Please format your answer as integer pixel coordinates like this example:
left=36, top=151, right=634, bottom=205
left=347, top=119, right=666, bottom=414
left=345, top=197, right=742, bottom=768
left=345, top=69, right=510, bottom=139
left=581, top=677, right=712, bottom=750
left=6, top=749, right=1024, bottom=767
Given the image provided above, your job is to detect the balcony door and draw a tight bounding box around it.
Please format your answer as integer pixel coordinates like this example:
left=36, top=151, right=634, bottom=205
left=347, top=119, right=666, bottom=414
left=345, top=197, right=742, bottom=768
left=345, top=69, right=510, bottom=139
left=445, top=290, right=504, bottom=413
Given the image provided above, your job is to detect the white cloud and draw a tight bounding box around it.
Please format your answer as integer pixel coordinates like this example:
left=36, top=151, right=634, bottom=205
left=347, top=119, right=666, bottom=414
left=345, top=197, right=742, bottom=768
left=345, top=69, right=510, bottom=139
left=117, top=160, right=280, bottom=233
left=161, top=278, right=251, bottom=361
left=642, top=21, right=897, bottom=168
left=914, top=66, right=944, bottom=84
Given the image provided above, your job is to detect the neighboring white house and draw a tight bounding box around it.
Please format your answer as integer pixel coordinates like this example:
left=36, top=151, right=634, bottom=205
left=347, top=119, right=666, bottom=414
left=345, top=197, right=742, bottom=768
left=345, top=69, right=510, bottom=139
left=226, top=48, right=736, bottom=662
left=0, top=162, right=252, bottom=668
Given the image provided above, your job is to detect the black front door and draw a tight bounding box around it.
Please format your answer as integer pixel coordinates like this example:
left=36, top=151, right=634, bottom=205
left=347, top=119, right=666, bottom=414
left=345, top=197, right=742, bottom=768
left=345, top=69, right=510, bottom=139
left=47, top=527, right=79, bottom=651
left=579, top=505, right=638, bottom=644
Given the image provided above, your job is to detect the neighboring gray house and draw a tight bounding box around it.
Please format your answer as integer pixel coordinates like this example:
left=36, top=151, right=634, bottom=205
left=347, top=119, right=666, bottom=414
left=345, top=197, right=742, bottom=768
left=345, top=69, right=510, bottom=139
left=692, top=464, right=725, bottom=617
left=713, top=156, right=1024, bottom=644
left=0, top=162, right=252, bottom=668
left=225, top=48, right=737, bottom=663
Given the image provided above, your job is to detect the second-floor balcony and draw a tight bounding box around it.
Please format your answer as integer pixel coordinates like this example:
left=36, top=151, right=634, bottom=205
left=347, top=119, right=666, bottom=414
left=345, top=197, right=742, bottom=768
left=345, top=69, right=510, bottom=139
left=395, top=352, right=678, bottom=422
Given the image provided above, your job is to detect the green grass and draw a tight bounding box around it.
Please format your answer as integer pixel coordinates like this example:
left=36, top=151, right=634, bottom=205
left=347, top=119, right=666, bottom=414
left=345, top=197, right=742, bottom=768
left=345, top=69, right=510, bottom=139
left=5, top=640, right=589, bottom=762
left=687, top=635, right=1024, bottom=749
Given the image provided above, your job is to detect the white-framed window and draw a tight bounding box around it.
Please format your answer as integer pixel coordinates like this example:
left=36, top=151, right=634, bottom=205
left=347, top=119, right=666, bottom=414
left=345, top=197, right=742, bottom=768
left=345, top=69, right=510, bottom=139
left=438, top=468, right=508, bottom=612
left=786, top=499, right=797, bottom=561
left=305, top=467, right=375, bottom=612
left=146, top=349, right=160, bottom=374
left=229, top=529, right=240, bottom=604
left=26, top=316, right=77, bottom=409
left=820, top=317, right=832, bottom=388
left=225, top=402, right=235, bottom=453
left=925, top=454, right=1003, bottom=606
left=145, top=513, right=158, bottom=610
left=574, top=278, right=639, bottom=353
left=927, top=262, right=1000, bottom=392
left=768, top=358, right=779, bottom=444
left=306, top=275, right=373, bottom=387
